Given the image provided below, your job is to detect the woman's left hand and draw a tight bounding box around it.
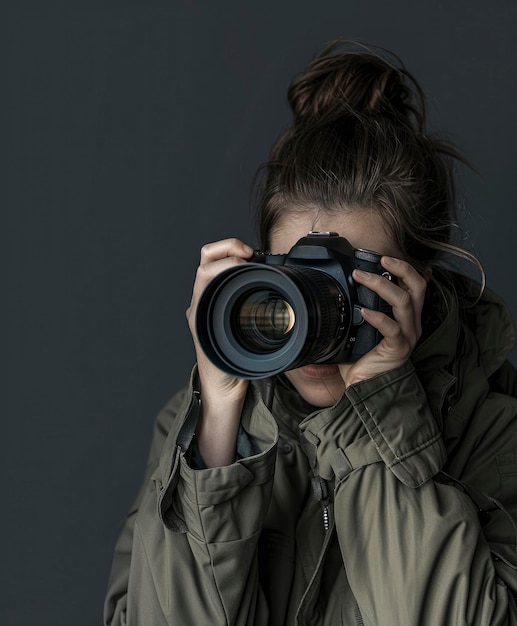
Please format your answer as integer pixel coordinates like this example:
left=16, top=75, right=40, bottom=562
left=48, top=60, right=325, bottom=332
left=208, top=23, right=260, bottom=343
left=340, top=256, right=429, bottom=387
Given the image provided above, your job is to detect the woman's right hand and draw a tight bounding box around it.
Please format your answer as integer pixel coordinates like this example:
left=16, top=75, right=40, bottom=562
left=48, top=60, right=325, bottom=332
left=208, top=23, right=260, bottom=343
left=185, top=238, right=255, bottom=467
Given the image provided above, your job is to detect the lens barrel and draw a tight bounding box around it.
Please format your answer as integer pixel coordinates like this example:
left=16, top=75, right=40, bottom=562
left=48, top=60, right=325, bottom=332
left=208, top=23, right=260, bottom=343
left=196, top=263, right=350, bottom=379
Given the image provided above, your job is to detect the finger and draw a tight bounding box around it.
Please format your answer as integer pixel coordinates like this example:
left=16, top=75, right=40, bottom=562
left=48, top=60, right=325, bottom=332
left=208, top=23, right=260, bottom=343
left=380, top=257, right=428, bottom=335
left=353, top=261, right=427, bottom=331
left=360, top=308, right=413, bottom=360
left=353, top=271, right=420, bottom=345
left=380, top=257, right=428, bottom=303
left=200, top=238, right=254, bottom=265
left=188, top=255, right=250, bottom=331
left=195, top=256, right=249, bottom=291
left=353, top=268, right=413, bottom=307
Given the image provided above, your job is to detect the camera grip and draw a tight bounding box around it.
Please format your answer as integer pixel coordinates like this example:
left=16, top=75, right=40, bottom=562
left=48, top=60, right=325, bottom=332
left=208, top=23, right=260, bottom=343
left=351, top=282, right=393, bottom=360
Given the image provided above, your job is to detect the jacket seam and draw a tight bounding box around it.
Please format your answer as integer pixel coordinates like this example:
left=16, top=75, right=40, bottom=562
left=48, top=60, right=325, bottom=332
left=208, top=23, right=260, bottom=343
left=194, top=472, right=230, bottom=624
left=348, top=364, right=415, bottom=401
left=360, top=398, right=441, bottom=464
left=386, top=430, right=443, bottom=467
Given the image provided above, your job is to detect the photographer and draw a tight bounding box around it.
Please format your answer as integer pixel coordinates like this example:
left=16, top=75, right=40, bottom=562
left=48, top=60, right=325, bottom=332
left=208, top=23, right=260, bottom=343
left=104, top=42, right=517, bottom=625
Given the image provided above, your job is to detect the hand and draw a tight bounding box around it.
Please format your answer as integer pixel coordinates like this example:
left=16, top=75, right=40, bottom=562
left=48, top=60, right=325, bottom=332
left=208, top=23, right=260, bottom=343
left=340, top=256, right=429, bottom=387
left=185, top=238, right=255, bottom=466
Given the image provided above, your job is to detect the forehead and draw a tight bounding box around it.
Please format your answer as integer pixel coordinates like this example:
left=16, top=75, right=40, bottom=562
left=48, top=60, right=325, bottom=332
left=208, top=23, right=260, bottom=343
left=269, top=210, right=402, bottom=257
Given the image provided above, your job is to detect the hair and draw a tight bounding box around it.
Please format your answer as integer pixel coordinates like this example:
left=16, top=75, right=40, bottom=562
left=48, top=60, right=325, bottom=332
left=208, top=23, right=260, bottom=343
left=254, top=40, right=484, bottom=304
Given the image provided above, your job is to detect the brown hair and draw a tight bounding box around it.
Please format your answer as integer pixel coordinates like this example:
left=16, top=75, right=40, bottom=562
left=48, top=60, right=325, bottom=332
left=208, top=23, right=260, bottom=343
left=255, top=41, right=483, bottom=296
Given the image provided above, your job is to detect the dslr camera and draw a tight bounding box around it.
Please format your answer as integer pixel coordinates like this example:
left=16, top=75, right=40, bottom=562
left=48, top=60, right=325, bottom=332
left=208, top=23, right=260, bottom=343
left=196, top=232, right=394, bottom=379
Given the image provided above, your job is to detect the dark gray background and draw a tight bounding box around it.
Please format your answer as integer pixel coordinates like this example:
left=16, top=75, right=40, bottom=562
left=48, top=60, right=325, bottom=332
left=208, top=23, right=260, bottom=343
left=6, top=1, right=517, bottom=624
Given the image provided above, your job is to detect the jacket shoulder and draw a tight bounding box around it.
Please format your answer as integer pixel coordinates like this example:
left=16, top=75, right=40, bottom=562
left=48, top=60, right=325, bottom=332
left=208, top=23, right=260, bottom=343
left=489, top=359, right=517, bottom=398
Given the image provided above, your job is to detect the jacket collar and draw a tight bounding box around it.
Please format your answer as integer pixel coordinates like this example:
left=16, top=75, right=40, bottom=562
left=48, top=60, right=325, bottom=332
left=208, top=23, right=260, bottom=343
left=411, top=276, right=515, bottom=423
left=414, top=277, right=515, bottom=377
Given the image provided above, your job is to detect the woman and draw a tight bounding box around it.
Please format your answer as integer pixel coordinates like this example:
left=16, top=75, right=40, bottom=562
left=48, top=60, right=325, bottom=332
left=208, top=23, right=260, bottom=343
left=104, top=42, right=517, bottom=625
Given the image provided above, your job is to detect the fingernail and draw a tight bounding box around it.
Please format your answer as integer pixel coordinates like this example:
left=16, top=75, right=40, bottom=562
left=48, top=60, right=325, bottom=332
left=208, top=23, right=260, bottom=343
left=243, top=244, right=254, bottom=254
left=353, top=269, right=369, bottom=278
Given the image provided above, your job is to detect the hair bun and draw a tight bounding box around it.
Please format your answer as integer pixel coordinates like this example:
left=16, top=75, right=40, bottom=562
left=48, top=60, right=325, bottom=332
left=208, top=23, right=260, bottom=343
left=288, top=41, right=425, bottom=131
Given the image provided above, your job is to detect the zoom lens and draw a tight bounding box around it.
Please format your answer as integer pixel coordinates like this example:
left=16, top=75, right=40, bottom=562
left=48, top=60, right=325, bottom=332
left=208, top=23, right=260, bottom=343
left=195, top=263, right=350, bottom=379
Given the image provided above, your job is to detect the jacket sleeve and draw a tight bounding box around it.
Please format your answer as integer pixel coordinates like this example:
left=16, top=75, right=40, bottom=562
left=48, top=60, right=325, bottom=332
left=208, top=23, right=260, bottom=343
left=103, top=387, right=187, bottom=625
left=103, top=372, right=279, bottom=626
left=300, top=360, right=517, bottom=626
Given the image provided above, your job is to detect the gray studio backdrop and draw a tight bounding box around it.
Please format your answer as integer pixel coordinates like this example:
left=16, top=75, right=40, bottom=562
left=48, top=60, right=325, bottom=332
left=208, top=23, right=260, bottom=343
left=6, top=1, right=517, bottom=624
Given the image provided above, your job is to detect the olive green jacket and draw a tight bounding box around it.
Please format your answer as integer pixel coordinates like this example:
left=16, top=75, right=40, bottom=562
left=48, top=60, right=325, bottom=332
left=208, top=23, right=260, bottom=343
left=104, top=286, right=517, bottom=625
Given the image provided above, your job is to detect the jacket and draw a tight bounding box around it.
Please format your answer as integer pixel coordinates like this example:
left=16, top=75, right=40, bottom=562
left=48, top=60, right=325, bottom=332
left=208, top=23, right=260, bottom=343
left=104, top=281, right=517, bottom=625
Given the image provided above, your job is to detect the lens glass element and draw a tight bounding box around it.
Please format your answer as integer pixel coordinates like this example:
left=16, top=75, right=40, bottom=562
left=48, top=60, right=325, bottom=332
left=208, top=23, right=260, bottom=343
left=233, top=290, right=295, bottom=352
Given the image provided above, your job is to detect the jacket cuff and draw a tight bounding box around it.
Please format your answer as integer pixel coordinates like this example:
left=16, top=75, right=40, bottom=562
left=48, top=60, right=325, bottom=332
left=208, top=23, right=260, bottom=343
left=156, top=376, right=278, bottom=541
left=345, top=360, right=447, bottom=487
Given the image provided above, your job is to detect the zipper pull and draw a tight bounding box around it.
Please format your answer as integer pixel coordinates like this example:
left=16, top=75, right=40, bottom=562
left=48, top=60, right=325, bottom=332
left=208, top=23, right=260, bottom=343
left=311, top=476, right=330, bottom=531
left=322, top=504, right=330, bottom=532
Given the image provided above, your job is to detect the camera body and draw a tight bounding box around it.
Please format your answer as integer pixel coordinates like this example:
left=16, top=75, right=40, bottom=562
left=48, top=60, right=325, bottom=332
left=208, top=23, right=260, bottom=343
left=196, top=232, right=394, bottom=379
left=253, top=231, right=393, bottom=357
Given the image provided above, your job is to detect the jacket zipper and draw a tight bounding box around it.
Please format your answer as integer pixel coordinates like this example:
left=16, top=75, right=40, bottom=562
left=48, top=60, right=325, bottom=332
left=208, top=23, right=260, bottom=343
left=311, top=476, right=330, bottom=531
left=322, top=502, right=330, bottom=531
left=354, top=600, right=365, bottom=625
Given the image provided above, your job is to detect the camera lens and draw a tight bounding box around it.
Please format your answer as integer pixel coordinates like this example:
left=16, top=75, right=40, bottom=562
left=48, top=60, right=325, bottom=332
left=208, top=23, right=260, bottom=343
left=196, top=263, right=350, bottom=379
left=233, top=290, right=295, bottom=352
